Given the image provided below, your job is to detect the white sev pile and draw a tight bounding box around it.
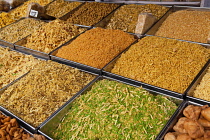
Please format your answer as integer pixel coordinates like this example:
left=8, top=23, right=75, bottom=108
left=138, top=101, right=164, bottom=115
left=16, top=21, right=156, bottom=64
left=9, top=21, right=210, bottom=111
left=193, top=66, right=210, bottom=101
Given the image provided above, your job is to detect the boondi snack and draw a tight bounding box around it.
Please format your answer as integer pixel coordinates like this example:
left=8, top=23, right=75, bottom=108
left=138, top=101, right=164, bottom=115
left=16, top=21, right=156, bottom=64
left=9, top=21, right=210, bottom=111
left=55, top=27, right=136, bottom=69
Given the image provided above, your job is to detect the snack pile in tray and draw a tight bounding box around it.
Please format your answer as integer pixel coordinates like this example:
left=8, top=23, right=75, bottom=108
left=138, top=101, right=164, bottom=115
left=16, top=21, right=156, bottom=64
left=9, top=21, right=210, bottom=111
left=0, top=47, right=41, bottom=89
left=192, top=66, right=210, bottom=101
left=156, top=10, right=210, bottom=43
left=55, top=27, right=136, bottom=69
left=52, top=79, right=178, bottom=140
left=164, top=104, right=210, bottom=140
left=111, top=36, right=210, bottom=93
left=106, top=4, right=169, bottom=33
left=21, top=19, right=86, bottom=53
left=0, top=60, right=95, bottom=127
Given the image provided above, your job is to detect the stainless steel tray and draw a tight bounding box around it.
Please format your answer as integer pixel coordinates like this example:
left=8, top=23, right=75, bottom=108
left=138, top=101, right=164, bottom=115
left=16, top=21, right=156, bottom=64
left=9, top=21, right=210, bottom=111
left=102, top=35, right=210, bottom=99
left=155, top=100, right=210, bottom=140
left=94, top=3, right=171, bottom=35
left=185, top=60, right=210, bottom=104
left=0, top=17, right=48, bottom=49
left=59, top=1, right=121, bottom=27
left=39, top=75, right=183, bottom=139
left=0, top=105, right=53, bottom=140
left=0, top=61, right=98, bottom=133
left=50, top=27, right=137, bottom=75
left=145, top=5, right=210, bottom=45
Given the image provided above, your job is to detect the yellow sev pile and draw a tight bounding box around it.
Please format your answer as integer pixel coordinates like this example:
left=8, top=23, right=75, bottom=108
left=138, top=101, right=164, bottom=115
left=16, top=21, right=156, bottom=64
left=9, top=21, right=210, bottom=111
left=111, top=36, right=210, bottom=93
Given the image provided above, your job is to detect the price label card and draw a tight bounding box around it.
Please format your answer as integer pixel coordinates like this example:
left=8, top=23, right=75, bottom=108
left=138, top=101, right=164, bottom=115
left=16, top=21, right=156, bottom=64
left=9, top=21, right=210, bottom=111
left=29, top=9, right=38, bottom=17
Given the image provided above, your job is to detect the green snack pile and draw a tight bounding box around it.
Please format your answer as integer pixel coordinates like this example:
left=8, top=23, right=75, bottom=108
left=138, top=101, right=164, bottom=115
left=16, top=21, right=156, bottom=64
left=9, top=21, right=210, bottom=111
left=52, top=79, right=177, bottom=140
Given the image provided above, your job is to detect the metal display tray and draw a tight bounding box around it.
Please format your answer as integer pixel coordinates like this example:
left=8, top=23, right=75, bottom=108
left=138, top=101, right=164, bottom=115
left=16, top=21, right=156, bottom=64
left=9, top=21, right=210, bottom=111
left=0, top=56, right=98, bottom=133
left=94, top=3, right=172, bottom=35
left=0, top=11, right=15, bottom=49
left=0, top=105, right=53, bottom=140
left=44, top=0, right=84, bottom=18
left=102, top=35, right=210, bottom=99
left=0, top=47, right=37, bottom=91
left=14, top=24, right=90, bottom=60
left=185, top=59, right=210, bottom=104
left=14, top=35, right=50, bottom=60
left=0, top=17, right=48, bottom=50
left=145, top=5, right=210, bottom=45
left=59, top=1, right=122, bottom=28
left=155, top=100, right=210, bottom=140
left=50, top=27, right=138, bottom=75
left=39, top=75, right=183, bottom=139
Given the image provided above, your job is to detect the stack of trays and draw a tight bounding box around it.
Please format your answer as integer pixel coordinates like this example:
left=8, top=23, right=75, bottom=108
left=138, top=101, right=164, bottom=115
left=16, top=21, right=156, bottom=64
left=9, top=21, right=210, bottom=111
left=0, top=1, right=210, bottom=139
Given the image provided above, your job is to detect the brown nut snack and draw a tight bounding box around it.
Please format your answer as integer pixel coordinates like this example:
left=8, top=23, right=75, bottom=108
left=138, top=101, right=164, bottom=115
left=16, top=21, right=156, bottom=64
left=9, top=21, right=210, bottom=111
left=176, top=133, right=192, bottom=140
left=173, top=117, right=188, bottom=134
left=183, top=105, right=202, bottom=120
left=0, top=111, right=30, bottom=139
left=0, top=112, right=47, bottom=140
left=164, top=105, right=210, bottom=140
left=202, top=108, right=210, bottom=122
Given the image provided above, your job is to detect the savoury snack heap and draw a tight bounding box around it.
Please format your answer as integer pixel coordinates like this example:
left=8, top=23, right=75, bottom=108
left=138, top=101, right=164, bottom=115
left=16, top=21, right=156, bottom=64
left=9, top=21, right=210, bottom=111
left=53, top=79, right=177, bottom=140
left=0, top=60, right=95, bottom=127
left=0, top=18, right=46, bottom=43
left=46, top=0, right=81, bottom=18
left=0, top=0, right=53, bottom=28
left=9, top=0, right=53, bottom=18
left=111, top=36, right=210, bottom=93
left=156, top=10, right=210, bottom=43
left=0, top=47, right=41, bottom=89
left=193, top=66, right=210, bottom=101
left=0, top=111, right=47, bottom=140
left=164, top=105, right=210, bottom=140
left=55, top=27, right=136, bottom=69
left=22, top=19, right=85, bottom=53
left=0, top=12, right=16, bottom=28
left=106, top=4, right=169, bottom=33
left=65, top=2, right=118, bottom=26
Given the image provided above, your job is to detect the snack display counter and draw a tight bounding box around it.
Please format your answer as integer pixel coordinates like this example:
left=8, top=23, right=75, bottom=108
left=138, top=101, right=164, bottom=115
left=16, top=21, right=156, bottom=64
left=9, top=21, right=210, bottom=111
left=0, top=0, right=210, bottom=139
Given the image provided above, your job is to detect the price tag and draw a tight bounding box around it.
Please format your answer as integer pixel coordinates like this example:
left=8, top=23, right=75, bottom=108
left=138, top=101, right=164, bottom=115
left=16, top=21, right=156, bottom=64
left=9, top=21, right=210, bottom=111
left=29, top=9, right=38, bottom=17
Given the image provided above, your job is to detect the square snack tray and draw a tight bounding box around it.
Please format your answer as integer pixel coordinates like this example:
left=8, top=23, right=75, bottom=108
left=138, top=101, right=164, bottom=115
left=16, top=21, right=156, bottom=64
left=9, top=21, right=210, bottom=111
left=39, top=76, right=183, bottom=139
left=0, top=48, right=99, bottom=135
left=102, top=35, right=210, bottom=99
left=156, top=100, right=210, bottom=140
left=145, top=5, right=210, bottom=45
left=185, top=60, right=210, bottom=104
